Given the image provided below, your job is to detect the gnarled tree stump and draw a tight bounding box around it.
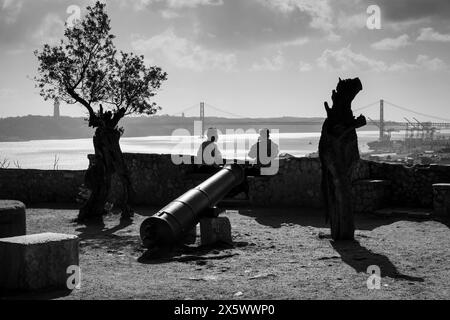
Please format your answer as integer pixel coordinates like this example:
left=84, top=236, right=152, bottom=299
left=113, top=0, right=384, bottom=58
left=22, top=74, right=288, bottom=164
left=319, top=78, right=367, bottom=241
left=77, top=107, right=133, bottom=222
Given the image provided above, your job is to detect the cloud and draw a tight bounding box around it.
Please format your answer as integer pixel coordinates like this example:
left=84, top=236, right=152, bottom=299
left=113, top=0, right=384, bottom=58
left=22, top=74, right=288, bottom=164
left=336, top=12, right=366, bottom=31
left=131, top=29, right=237, bottom=72
left=256, top=0, right=334, bottom=32
left=317, top=47, right=388, bottom=72
left=32, top=13, right=64, bottom=45
left=371, top=34, right=411, bottom=50
left=0, top=87, right=17, bottom=98
left=316, top=47, right=447, bottom=73
left=299, top=61, right=312, bottom=72
left=120, top=0, right=222, bottom=10
left=160, top=9, right=180, bottom=19
left=251, top=50, right=284, bottom=71
left=416, top=54, right=448, bottom=71
left=191, top=0, right=331, bottom=50
left=280, top=37, right=309, bottom=47
left=165, top=0, right=223, bottom=8
left=1, top=0, right=23, bottom=24
left=371, top=0, right=450, bottom=22
left=0, top=0, right=81, bottom=50
left=417, top=27, right=450, bottom=42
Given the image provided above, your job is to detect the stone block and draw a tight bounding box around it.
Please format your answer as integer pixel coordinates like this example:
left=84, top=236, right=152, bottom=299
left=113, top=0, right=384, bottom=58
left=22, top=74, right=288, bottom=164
left=433, top=183, right=450, bottom=217
left=200, top=217, right=232, bottom=246
left=0, top=233, right=79, bottom=292
left=0, top=200, right=26, bottom=238
left=352, top=180, right=391, bottom=214
left=182, top=225, right=198, bottom=245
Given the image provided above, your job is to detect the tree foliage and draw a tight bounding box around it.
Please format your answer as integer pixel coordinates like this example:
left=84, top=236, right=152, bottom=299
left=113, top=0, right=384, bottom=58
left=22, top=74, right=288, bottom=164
left=34, top=1, right=167, bottom=128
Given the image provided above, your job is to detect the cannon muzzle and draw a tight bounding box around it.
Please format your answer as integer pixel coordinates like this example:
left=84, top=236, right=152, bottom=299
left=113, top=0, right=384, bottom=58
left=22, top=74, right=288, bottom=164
left=140, top=164, right=245, bottom=248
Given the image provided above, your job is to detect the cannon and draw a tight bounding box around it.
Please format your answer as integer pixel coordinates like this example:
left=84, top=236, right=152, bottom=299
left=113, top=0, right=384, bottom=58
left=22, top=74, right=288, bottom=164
left=140, top=164, right=245, bottom=248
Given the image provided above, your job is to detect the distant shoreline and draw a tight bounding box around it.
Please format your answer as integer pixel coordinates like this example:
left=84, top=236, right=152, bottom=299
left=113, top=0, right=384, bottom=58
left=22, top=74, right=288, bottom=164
left=0, top=127, right=381, bottom=143
left=0, top=114, right=385, bottom=143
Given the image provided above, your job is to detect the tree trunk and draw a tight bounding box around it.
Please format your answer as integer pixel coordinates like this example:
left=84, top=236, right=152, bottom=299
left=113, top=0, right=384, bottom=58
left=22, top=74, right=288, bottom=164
left=319, top=78, right=366, bottom=241
left=78, top=125, right=133, bottom=222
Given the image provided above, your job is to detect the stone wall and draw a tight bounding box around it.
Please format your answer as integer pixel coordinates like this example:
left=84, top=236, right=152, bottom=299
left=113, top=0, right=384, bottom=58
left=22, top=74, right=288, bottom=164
left=108, top=154, right=324, bottom=208
left=433, top=184, right=450, bottom=217
left=247, top=157, right=322, bottom=208
left=360, top=162, right=450, bottom=208
left=352, top=180, right=391, bottom=214
left=1, top=153, right=450, bottom=211
left=0, top=169, right=84, bottom=204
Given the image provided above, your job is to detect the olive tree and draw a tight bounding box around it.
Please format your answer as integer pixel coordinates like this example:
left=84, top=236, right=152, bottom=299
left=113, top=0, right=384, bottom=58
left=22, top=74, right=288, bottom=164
left=34, top=2, right=167, bottom=221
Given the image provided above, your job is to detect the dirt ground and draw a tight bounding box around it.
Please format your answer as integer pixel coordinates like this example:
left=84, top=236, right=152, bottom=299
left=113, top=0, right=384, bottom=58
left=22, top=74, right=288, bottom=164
left=3, top=205, right=450, bottom=300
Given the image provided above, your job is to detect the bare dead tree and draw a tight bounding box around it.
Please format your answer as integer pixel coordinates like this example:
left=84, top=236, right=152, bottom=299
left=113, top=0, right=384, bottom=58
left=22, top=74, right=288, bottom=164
left=13, top=160, right=22, bottom=169
left=0, top=158, right=10, bottom=169
left=52, top=154, right=60, bottom=170
left=319, top=78, right=367, bottom=241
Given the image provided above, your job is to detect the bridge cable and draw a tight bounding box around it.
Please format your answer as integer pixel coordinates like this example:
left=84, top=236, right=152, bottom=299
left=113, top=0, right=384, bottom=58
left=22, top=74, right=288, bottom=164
left=385, top=100, right=450, bottom=122
left=204, top=103, right=247, bottom=119
left=170, top=103, right=201, bottom=116
left=353, top=101, right=380, bottom=112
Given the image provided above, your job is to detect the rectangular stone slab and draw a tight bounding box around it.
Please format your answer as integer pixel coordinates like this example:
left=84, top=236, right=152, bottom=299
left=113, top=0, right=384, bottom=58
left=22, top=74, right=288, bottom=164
left=200, top=217, right=232, bottom=246
left=433, top=183, right=450, bottom=217
left=0, top=232, right=79, bottom=292
left=0, top=200, right=26, bottom=238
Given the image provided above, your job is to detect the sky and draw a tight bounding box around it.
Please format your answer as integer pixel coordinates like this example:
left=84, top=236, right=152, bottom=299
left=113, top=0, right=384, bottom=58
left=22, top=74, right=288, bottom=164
left=0, top=0, right=449, bottom=122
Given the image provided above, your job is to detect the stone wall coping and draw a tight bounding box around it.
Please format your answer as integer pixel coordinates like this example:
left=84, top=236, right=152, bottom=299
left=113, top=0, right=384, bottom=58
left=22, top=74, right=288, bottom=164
left=430, top=164, right=450, bottom=169
left=0, top=168, right=85, bottom=174
left=0, top=232, right=78, bottom=245
left=247, top=176, right=274, bottom=180
left=432, top=183, right=450, bottom=189
left=353, top=179, right=391, bottom=185
left=0, top=200, right=25, bottom=211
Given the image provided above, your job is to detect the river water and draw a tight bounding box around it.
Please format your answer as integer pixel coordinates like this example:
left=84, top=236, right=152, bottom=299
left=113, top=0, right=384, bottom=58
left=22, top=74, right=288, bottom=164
left=0, top=131, right=382, bottom=170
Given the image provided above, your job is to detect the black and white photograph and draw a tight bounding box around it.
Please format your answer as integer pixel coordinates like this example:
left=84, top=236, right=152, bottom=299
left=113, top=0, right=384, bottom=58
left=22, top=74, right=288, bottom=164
left=0, top=0, right=449, bottom=311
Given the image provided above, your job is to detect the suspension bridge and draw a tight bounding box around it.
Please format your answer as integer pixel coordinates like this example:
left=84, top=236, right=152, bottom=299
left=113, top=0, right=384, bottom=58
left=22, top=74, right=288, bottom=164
left=169, top=100, right=450, bottom=142
left=354, top=100, right=450, bottom=143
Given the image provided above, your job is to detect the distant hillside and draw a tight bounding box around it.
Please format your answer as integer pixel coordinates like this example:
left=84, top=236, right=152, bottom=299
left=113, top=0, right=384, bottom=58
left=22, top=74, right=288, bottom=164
left=0, top=116, right=93, bottom=141
left=0, top=115, right=381, bottom=142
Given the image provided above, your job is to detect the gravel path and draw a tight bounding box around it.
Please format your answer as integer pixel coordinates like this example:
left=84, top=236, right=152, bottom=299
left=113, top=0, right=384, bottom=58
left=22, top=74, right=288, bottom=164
left=6, top=206, right=450, bottom=300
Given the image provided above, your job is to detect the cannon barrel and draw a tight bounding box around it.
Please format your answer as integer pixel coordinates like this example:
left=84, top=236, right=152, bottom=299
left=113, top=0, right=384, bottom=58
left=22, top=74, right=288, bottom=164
left=140, top=164, right=245, bottom=248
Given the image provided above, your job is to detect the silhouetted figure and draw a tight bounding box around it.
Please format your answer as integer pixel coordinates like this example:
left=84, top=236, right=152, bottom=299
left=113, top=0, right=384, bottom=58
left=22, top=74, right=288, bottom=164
left=196, top=127, right=223, bottom=165
left=248, top=128, right=279, bottom=167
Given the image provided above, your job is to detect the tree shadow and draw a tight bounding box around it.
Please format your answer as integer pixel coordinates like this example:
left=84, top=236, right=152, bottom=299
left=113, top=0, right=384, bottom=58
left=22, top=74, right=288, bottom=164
left=74, top=217, right=137, bottom=252
left=75, top=217, right=133, bottom=239
left=0, top=288, right=73, bottom=300
left=433, top=217, right=450, bottom=229
left=330, top=240, right=424, bottom=282
left=239, top=207, right=329, bottom=229
left=138, top=241, right=243, bottom=265
left=239, top=207, right=430, bottom=232
left=28, top=203, right=80, bottom=210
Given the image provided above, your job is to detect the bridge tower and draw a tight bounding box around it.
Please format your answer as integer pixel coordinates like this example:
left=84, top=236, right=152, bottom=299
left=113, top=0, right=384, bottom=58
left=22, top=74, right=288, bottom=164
left=379, top=99, right=384, bottom=141
left=200, top=102, right=205, bottom=138
left=53, top=98, right=60, bottom=119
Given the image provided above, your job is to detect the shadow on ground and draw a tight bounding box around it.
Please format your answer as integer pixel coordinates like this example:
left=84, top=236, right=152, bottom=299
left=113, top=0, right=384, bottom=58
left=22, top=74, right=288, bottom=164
left=434, top=217, right=450, bottom=229
left=239, top=207, right=437, bottom=232
left=1, top=288, right=73, bottom=300
left=74, top=216, right=138, bottom=252
left=137, top=241, right=244, bottom=265
left=330, top=240, right=424, bottom=282
left=76, top=219, right=131, bottom=235
left=74, top=207, right=157, bottom=240
left=28, top=203, right=80, bottom=210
